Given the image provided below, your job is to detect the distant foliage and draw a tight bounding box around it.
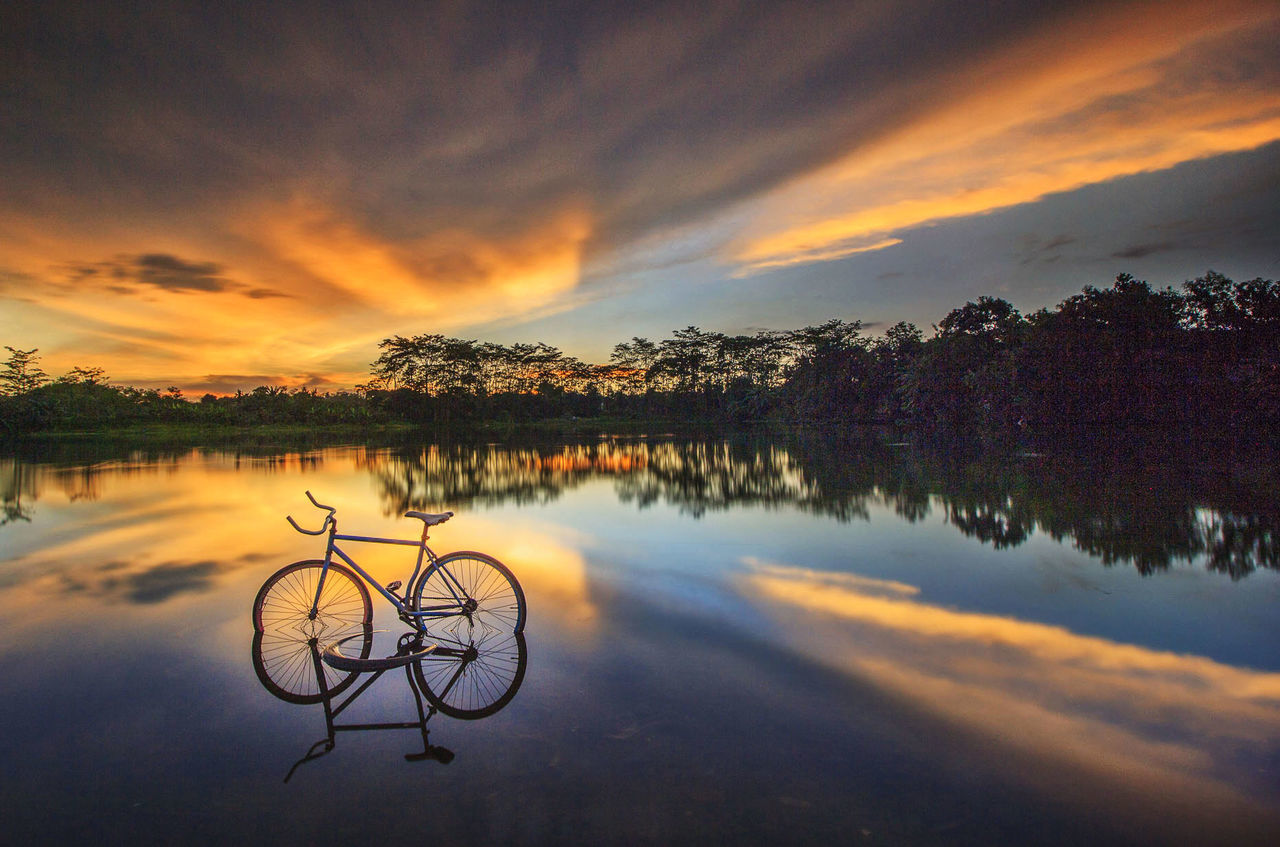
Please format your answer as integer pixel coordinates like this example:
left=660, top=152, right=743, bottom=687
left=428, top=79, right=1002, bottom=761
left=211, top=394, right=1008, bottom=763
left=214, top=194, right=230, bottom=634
left=3, top=271, right=1277, bottom=435
left=1, top=347, right=49, bottom=397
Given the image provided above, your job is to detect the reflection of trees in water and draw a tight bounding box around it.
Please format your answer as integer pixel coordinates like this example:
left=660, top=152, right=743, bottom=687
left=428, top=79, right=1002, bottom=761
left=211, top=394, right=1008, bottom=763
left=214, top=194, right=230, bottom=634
left=363, top=438, right=890, bottom=521
left=1, top=459, right=38, bottom=525
left=613, top=440, right=876, bottom=520
left=363, top=434, right=1280, bottom=578
left=359, top=443, right=603, bottom=513
left=914, top=442, right=1280, bottom=579
left=0, top=448, right=329, bottom=517
left=5, top=434, right=1275, bottom=577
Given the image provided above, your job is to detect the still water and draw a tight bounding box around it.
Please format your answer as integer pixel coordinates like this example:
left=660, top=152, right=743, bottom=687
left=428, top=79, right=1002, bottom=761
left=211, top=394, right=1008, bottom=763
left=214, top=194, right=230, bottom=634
left=1, top=433, right=1277, bottom=845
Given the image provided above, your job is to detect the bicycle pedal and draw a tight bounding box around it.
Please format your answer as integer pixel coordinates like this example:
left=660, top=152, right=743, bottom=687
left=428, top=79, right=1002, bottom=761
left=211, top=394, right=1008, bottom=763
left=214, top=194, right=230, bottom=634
left=386, top=580, right=403, bottom=593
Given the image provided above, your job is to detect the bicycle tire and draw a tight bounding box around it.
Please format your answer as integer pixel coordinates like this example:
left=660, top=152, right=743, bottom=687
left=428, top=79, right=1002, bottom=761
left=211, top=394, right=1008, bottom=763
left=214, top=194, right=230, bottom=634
left=252, top=559, right=372, bottom=632
left=413, top=630, right=527, bottom=720
left=251, top=624, right=373, bottom=704
left=250, top=560, right=374, bottom=704
left=411, top=550, right=526, bottom=634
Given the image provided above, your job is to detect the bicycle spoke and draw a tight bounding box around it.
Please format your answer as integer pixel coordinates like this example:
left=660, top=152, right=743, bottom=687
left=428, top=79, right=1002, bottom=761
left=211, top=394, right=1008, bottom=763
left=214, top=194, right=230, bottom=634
left=252, top=561, right=373, bottom=704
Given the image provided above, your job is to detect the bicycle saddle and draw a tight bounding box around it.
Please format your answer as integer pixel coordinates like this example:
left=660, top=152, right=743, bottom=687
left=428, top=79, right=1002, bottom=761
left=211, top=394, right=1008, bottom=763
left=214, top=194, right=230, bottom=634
left=405, top=510, right=453, bottom=526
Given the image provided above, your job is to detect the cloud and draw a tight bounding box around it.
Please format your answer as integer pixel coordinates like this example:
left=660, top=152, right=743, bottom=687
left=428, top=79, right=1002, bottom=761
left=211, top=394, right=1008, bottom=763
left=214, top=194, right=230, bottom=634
left=726, top=2, right=1280, bottom=275
left=1112, top=242, right=1180, bottom=259
left=739, top=561, right=1280, bottom=823
left=244, top=287, right=291, bottom=299
left=54, top=253, right=292, bottom=299
left=241, top=193, right=594, bottom=322
left=129, top=253, right=228, bottom=292
left=1, top=1, right=1277, bottom=388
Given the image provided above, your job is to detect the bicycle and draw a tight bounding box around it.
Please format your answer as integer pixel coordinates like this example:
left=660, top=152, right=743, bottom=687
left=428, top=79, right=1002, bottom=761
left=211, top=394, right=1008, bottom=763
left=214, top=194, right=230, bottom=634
left=252, top=491, right=526, bottom=660
left=251, top=626, right=528, bottom=780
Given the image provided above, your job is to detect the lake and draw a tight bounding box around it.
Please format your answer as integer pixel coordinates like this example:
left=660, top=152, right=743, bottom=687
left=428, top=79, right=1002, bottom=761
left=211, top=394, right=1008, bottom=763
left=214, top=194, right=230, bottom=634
left=1, top=431, right=1277, bottom=845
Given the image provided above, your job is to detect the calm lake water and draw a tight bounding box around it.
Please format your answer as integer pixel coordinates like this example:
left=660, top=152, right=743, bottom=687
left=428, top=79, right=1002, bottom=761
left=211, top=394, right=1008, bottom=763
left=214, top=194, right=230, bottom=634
left=2, top=432, right=1278, bottom=845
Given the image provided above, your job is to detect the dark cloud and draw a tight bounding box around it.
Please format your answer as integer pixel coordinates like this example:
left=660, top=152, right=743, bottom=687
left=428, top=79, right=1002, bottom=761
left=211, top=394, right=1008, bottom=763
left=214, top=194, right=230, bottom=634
left=1112, top=242, right=1179, bottom=259
left=55, top=553, right=271, bottom=604
left=132, top=253, right=230, bottom=292
left=45, top=253, right=290, bottom=299
left=1019, top=233, right=1081, bottom=266
left=0, top=0, right=1117, bottom=260
left=56, top=253, right=232, bottom=293
left=244, top=287, right=290, bottom=299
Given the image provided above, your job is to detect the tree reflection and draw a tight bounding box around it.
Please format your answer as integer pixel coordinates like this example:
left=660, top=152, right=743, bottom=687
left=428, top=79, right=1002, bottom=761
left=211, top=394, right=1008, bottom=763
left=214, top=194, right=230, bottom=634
left=1, top=458, right=36, bottom=526
left=4, top=433, right=1276, bottom=577
left=361, top=432, right=1280, bottom=578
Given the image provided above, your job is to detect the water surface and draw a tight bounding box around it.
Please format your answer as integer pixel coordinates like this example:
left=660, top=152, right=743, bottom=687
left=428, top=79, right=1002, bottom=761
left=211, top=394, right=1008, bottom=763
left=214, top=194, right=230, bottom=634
left=1, top=433, right=1277, bottom=844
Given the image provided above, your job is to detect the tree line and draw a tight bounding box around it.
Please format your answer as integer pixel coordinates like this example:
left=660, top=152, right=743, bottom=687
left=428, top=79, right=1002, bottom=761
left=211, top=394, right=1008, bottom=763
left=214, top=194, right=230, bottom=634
left=362, top=270, right=1279, bottom=428
left=3, top=271, right=1277, bottom=434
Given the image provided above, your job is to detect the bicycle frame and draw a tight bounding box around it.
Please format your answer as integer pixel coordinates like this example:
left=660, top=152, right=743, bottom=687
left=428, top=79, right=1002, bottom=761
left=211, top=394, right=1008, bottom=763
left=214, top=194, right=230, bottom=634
left=283, top=640, right=451, bottom=781
left=309, top=518, right=476, bottom=630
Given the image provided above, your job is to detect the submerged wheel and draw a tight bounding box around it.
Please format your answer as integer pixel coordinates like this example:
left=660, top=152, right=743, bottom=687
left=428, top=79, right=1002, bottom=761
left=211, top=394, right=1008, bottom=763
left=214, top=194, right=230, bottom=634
left=250, top=561, right=373, bottom=704
left=411, top=551, right=526, bottom=634
left=252, top=560, right=372, bottom=633
left=252, top=624, right=373, bottom=704
left=413, top=629, right=527, bottom=720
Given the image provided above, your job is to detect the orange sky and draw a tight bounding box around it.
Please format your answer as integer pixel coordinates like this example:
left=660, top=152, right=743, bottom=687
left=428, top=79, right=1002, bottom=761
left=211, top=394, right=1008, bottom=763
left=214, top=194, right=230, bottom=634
left=1, top=0, right=1277, bottom=393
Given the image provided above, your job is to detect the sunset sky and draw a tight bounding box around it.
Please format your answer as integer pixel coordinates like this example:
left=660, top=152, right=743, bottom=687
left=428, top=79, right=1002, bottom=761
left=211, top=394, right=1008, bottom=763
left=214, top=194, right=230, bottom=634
left=2, top=0, right=1277, bottom=394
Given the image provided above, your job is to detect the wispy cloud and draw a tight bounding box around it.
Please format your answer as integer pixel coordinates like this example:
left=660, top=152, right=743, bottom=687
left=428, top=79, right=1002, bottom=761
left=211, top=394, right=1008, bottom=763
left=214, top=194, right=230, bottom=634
left=57, top=253, right=290, bottom=298
left=740, top=561, right=1280, bottom=829
left=727, top=3, right=1280, bottom=275
left=1, top=1, right=1276, bottom=387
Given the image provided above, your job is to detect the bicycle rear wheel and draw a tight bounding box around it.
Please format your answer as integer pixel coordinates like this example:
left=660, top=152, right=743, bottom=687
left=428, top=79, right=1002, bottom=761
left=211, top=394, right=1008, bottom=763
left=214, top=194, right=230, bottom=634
left=413, top=629, right=527, bottom=719
left=411, top=551, right=526, bottom=634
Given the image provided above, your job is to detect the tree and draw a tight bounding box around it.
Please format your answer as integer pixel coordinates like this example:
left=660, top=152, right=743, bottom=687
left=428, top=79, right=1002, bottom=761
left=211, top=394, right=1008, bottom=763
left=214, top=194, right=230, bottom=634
left=1016, top=275, right=1188, bottom=425
left=778, top=320, right=874, bottom=421
left=54, top=365, right=108, bottom=386
left=909, top=299, right=1024, bottom=429
left=1, top=347, right=48, bottom=396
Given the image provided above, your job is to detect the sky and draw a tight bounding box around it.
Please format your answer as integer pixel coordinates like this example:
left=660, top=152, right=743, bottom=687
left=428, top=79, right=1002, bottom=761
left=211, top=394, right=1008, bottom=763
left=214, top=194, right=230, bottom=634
left=2, top=0, right=1277, bottom=394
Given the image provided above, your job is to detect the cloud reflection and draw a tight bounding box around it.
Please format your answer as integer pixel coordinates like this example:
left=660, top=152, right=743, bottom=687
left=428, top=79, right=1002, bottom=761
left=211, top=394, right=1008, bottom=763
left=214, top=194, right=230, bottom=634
left=740, top=561, right=1280, bottom=813
left=56, top=556, right=271, bottom=605
left=464, top=521, right=600, bottom=635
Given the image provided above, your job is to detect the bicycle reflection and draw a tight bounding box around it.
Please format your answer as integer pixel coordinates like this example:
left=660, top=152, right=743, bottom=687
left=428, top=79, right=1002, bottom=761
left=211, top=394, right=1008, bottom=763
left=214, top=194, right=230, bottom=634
left=251, top=622, right=527, bottom=781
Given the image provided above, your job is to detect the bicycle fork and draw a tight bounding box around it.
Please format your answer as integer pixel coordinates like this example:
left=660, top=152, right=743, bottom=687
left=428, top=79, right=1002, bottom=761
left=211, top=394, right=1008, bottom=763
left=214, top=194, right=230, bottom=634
left=308, top=522, right=341, bottom=621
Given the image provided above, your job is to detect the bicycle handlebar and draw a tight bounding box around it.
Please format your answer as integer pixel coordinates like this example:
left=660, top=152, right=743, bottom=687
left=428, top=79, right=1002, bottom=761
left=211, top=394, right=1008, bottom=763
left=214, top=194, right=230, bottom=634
left=286, top=490, right=336, bottom=535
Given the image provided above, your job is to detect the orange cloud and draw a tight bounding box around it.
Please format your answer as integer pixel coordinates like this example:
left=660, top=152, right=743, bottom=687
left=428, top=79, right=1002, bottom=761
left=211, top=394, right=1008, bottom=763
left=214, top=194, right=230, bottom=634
left=729, top=1, right=1280, bottom=274
left=739, top=561, right=1280, bottom=823
left=245, top=194, right=591, bottom=314
left=0, top=192, right=594, bottom=390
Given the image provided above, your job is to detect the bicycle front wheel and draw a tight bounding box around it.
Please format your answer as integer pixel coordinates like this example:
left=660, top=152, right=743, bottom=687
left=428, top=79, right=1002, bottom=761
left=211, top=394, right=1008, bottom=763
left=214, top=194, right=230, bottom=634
left=251, top=560, right=373, bottom=704
left=411, top=551, right=526, bottom=634
left=252, top=624, right=372, bottom=704
left=252, top=560, right=373, bottom=633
